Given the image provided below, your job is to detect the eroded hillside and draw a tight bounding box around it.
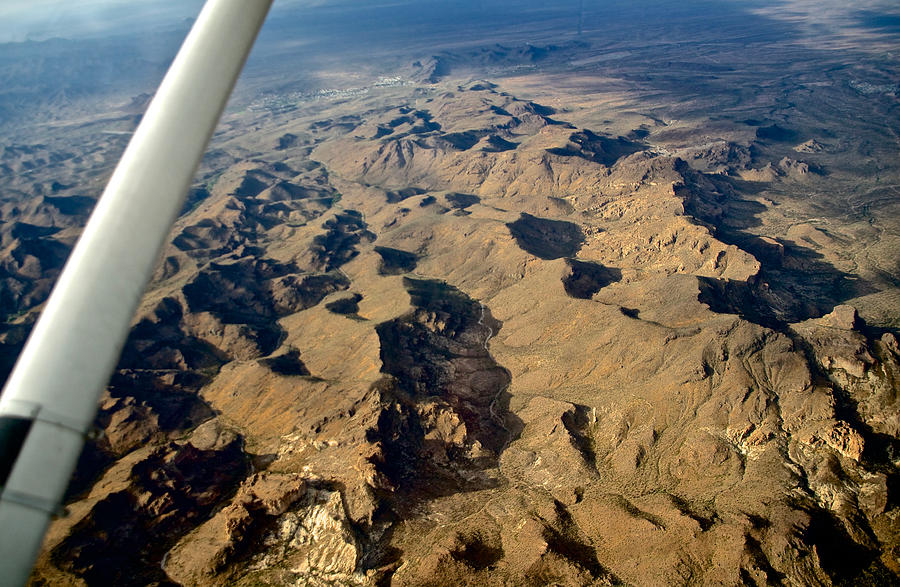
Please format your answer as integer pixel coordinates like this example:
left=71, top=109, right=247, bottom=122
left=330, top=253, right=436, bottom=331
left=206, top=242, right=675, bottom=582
left=0, top=76, right=892, bottom=585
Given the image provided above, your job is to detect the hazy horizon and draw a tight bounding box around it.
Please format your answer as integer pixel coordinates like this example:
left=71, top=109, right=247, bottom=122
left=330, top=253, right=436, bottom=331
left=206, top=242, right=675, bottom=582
left=2, top=0, right=899, bottom=46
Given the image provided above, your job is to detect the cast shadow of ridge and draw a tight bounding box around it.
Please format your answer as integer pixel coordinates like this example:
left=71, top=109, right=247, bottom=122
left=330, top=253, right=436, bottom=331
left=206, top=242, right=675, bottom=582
left=369, top=277, right=521, bottom=505
left=680, top=172, right=879, bottom=328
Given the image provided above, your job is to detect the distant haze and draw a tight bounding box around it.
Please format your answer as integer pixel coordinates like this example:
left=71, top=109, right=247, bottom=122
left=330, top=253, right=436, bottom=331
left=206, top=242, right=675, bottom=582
left=3, top=1, right=900, bottom=45
left=0, top=0, right=204, bottom=42
left=0, top=0, right=470, bottom=43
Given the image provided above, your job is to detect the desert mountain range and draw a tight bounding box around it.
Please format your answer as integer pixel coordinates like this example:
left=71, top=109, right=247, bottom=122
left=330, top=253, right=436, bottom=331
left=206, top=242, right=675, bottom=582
left=1, top=1, right=899, bottom=585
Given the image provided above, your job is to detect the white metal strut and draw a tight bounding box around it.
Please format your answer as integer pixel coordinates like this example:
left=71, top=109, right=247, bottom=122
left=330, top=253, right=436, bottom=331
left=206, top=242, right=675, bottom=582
left=0, top=1, right=273, bottom=584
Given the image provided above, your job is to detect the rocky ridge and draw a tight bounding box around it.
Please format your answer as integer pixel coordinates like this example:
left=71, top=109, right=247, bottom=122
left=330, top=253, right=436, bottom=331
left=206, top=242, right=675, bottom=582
left=3, top=81, right=895, bottom=585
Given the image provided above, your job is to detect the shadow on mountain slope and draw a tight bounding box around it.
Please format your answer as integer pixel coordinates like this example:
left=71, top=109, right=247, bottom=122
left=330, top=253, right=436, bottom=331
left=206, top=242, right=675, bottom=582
left=681, top=169, right=878, bottom=327
left=370, top=277, right=518, bottom=505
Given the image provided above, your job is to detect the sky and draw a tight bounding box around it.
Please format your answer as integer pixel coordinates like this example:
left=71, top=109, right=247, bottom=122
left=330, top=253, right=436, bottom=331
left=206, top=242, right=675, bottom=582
left=0, top=0, right=205, bottom=42
left=0, top=0, right=362, bottom=42
left=0, top=1, right=516, bottom=43
left=2, top=1, right=899, bottom=45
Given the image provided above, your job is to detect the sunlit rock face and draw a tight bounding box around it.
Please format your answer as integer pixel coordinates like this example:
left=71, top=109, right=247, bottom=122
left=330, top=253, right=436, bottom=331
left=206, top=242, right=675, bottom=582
left=3, top=0, right=899, bottom=585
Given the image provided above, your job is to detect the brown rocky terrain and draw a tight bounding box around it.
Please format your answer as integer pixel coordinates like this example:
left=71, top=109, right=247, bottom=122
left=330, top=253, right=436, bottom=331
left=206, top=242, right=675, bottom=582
left=1, top=1, right=898, bottom=585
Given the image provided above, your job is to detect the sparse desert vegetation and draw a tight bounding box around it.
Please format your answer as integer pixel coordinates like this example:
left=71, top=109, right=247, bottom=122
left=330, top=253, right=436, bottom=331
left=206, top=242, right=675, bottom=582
left=1, top=1, right=899, bottom=585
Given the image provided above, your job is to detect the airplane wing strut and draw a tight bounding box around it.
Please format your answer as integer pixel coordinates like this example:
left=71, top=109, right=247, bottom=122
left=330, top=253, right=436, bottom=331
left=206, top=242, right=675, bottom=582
left=0, top=1, right=273, bottom=583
